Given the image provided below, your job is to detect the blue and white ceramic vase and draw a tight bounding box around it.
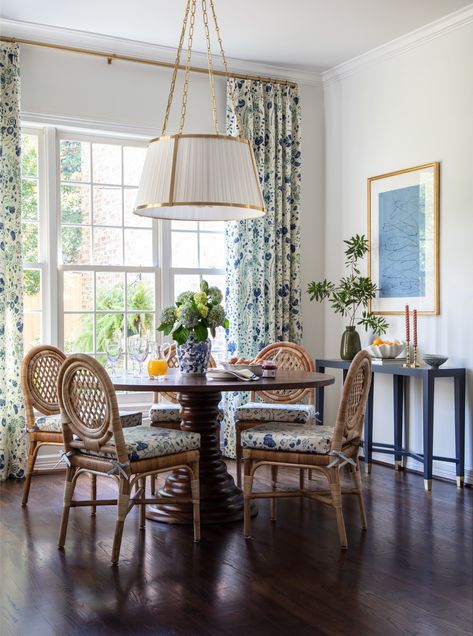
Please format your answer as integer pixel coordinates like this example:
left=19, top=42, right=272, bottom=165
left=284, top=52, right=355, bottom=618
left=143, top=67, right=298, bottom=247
left=177, top=333, right=212, bottom=375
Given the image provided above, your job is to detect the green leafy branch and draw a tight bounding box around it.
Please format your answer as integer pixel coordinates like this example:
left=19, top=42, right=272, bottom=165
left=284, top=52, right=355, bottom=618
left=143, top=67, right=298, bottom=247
left=307, top=234, right=389, bottom=336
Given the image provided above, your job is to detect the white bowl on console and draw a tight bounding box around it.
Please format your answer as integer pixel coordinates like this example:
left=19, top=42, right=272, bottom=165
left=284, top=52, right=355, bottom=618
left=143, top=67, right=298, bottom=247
left=364, top=341, right=405, bottom=359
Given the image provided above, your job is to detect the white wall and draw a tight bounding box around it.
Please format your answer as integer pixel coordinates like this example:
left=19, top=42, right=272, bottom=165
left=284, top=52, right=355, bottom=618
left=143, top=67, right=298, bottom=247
left=323, top=21, right=473, bottom=483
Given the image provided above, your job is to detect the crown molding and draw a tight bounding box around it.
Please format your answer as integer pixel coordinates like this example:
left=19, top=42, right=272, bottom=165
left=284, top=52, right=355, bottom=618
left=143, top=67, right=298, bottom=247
left=0, top=18, right=322, bottom=87
left=322, top=4, right=473, bottom=85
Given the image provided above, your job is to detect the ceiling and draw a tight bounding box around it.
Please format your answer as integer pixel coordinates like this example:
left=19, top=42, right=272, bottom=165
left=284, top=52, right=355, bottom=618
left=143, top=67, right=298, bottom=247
left=2, top=0, right=471, bottom=71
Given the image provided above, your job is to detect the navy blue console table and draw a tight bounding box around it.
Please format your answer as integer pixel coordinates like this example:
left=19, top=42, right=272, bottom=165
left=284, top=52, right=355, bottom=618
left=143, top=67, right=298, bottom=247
left=315, top=359, right=466, bottom=491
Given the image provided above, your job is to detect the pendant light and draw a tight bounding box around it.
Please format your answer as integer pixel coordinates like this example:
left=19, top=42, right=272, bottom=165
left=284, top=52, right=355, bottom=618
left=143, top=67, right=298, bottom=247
left=134, top=0, right=265, bottom=222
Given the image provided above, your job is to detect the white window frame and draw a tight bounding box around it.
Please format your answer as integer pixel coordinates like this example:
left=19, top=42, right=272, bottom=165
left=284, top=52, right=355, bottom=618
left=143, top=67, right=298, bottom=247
left=21, top=122, right=228, bottom=399
left=55, top=129, right=160, bottom=365
left=21, top=125, right=49, bottom=347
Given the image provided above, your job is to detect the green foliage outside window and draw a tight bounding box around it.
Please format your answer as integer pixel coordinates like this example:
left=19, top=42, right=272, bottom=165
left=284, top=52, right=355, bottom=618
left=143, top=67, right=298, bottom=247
left=75, top=281, right=154, bottom=352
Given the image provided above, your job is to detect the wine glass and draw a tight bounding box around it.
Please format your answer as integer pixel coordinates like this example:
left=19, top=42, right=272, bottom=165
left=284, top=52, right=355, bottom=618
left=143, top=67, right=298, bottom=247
left=105, top=337, right=122, bottom=378
left=128, top=335, right=149, bottom=377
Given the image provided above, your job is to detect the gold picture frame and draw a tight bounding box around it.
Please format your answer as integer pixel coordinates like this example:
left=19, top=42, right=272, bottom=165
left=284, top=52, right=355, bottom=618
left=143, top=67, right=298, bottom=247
left=368, top=162, right=440, bottom=315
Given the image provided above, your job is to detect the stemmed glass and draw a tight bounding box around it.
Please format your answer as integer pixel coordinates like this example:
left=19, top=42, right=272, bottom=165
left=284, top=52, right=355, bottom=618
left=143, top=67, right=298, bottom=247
left=105, top=336, right=122, bottom=378
left=128, top=335, right=149, bottom=377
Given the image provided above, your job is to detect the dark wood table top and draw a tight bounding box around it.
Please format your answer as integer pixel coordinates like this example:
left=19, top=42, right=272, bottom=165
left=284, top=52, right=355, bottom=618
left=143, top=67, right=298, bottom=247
left=112, top=368, right=335, bottom=392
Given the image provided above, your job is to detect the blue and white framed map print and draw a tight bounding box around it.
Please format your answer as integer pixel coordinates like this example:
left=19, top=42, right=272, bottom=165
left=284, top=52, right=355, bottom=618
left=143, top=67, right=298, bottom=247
left=368, top=163, right=439, bottom=315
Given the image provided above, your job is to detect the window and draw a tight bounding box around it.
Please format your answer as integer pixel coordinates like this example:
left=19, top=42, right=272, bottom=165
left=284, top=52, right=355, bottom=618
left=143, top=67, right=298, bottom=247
left=169, top=220, right=226, bottom=359
left=58, top=134, right=155, bottom=372
left=20, top=125, right=227, bottom=366
left=21, top=130, right=44, bottom=352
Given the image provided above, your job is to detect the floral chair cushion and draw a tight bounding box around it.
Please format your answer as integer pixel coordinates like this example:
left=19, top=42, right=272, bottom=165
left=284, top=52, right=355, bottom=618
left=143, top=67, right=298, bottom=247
left=32, top=414, right=62, bottom=433
left=236, top=402, right=316, bottom=424
left=241, top=422, right=334, bottom=454
left=149, top=403, right=225, bottom=424
left=79, top=426, right=200, bottom=462
left=32, top=412, right=142, bottom=433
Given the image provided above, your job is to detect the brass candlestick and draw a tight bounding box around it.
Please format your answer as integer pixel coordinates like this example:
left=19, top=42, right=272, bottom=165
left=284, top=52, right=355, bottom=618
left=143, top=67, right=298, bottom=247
left=404, top=342, right=411, bottom=367
left=411, top=345, right=420, bottom=368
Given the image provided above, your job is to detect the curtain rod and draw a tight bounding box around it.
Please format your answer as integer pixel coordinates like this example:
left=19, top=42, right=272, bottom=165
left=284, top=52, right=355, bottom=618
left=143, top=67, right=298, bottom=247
left=1, top=36, right=297, bottom=88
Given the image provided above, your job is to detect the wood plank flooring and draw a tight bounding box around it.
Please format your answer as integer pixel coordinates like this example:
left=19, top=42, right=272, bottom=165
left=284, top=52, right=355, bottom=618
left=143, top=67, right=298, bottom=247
left=0, top=462, right=472, bottom=636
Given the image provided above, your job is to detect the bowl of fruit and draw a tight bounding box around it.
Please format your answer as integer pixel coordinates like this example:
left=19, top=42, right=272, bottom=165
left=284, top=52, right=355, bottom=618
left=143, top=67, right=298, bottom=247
left=364, top=338, right=405, bottom=359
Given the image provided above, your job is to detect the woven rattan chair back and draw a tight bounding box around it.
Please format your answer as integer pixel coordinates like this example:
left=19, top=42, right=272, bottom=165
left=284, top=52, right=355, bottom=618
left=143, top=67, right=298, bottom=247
left=160, top=344, right=217, bottom=404
left=58, top=353, right=126, bottom=460
left=251, top=342, right=315, bottom=405
left=21, top=345, right=66, bottom=421
left=332, top=350, right=372, bottom=451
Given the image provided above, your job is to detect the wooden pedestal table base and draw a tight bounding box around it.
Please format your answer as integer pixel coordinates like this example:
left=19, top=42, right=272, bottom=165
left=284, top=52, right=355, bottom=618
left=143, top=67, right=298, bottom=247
left=146, top=390, right=255, bottom=524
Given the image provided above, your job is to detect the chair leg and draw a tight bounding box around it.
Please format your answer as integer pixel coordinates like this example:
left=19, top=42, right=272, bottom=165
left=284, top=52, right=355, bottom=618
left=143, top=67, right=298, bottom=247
left=329, top=469, right=348, bottom=549
left=150, top=474, right=156, bottom=496
left=21, top=440, right=38, bottom=507
left=352, top=459, right=368, bottom=530
left=58, top=466, right=77, bottom=549
left=90, top=473, right=97, bottom=516
left=111, top=478, right=131, bottom=565
left=190, top=461, right=201, bottom=543
left=139, top=477, right=146, bottom=530
left=270, top=465, right=278, bottom=521
left=243, top=458, right=254, bottom=538
left=235, top=423, right=243, bottom=488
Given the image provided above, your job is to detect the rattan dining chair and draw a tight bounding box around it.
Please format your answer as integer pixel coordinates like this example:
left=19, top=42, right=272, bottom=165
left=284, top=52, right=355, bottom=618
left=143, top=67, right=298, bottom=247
left=57, top=353, right=200, bottom=564
left=21, top=345, right=67, bottom=506
left=21, top=345, right=143, bottom=508
left=234, top=341, right=316, bottom=487
left=242, top=350, right=372, bottom=549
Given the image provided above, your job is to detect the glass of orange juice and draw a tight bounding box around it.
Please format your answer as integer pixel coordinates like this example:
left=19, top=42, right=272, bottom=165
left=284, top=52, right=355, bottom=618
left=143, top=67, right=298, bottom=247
left=148, top=343, right=171, bottom=381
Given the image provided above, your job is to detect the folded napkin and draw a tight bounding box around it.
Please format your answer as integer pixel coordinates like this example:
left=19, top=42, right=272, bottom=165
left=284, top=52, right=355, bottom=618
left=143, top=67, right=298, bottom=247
left=207, top=368, right=258, bottom=381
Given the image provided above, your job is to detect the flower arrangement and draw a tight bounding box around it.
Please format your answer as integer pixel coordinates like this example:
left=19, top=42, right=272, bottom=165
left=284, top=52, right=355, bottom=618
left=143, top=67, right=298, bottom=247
left=158, top=280, right=229, bottom=345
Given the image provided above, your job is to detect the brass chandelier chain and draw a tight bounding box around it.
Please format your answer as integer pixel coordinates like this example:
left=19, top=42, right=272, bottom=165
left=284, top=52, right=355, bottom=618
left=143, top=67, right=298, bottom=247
left=179, top=0, right=197, bottom=134
left=202, top=0, right=219, bottom=134
left=161, top=0, right=241, bottom=138
left=161, top=0, right=191, bottom=136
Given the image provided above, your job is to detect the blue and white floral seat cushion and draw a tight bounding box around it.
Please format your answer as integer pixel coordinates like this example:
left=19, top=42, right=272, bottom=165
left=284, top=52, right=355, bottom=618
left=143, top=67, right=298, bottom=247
left=79, top=426, right=200, bottom=462
left=32, top=411, right=143, bottom=433
left=149, top=403, right=225, bottom=424
left=236, top=402, right=316, bottom=424
left=241, top=422, right=334, bottom=454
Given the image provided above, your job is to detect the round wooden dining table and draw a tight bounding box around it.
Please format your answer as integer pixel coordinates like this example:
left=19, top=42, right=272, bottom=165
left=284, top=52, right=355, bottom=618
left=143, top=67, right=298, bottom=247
left=113, top=368, right=335, bottom=525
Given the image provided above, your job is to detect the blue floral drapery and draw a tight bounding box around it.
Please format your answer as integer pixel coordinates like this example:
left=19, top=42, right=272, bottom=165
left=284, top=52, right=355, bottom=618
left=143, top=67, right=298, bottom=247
left=0, top=42, right=26, bottom=480
left=223, top=79, right=302, bottom=457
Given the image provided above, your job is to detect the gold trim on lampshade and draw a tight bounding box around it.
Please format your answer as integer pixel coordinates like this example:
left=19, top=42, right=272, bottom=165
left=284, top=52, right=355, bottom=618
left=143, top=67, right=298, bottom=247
left=134, top=134, right=265, bottom=221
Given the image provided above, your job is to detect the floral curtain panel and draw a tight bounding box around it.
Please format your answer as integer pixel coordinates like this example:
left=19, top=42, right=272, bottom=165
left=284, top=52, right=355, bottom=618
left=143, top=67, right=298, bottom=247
left=223, top=79, right=302, bottom=457
left=0, top=42, right=26, bottom=480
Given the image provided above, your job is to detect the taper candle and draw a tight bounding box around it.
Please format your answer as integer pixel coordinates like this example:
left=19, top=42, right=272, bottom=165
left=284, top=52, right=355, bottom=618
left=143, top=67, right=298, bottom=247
left=413, top=309, right=417, bottom=348
left=405, top=305, right=410, bottom=342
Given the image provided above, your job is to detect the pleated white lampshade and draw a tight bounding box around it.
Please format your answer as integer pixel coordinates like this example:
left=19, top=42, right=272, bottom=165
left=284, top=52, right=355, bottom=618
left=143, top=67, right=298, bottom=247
left=134, top=134, right=265, bottom=221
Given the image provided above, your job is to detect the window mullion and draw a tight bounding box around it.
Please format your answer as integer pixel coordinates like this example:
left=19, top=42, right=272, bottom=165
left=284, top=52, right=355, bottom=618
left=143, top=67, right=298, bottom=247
left=44, top=126, right=59, bottom=346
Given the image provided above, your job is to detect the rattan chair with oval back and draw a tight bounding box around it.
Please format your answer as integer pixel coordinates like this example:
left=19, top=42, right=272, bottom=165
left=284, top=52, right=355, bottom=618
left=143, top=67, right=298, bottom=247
left=242, top=350, right=372, bottom=549
left=148, top=344, right=222, bottom=495
left=21, top=345, right=67, bottom=506
left=21, top=345, right=143, bottom=509
left=234, top=341, right=317, bottom=488
left=57, top=353, right=201, bottom=564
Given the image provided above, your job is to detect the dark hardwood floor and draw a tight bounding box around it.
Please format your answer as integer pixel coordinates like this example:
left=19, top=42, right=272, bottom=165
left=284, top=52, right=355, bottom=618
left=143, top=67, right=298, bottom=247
left=1, top=462, right=472, bottom=636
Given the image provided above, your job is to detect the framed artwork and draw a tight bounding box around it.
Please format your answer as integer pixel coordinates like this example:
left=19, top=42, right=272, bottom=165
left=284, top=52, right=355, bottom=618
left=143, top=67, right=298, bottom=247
left=368, top=162, right=439, bottom=315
